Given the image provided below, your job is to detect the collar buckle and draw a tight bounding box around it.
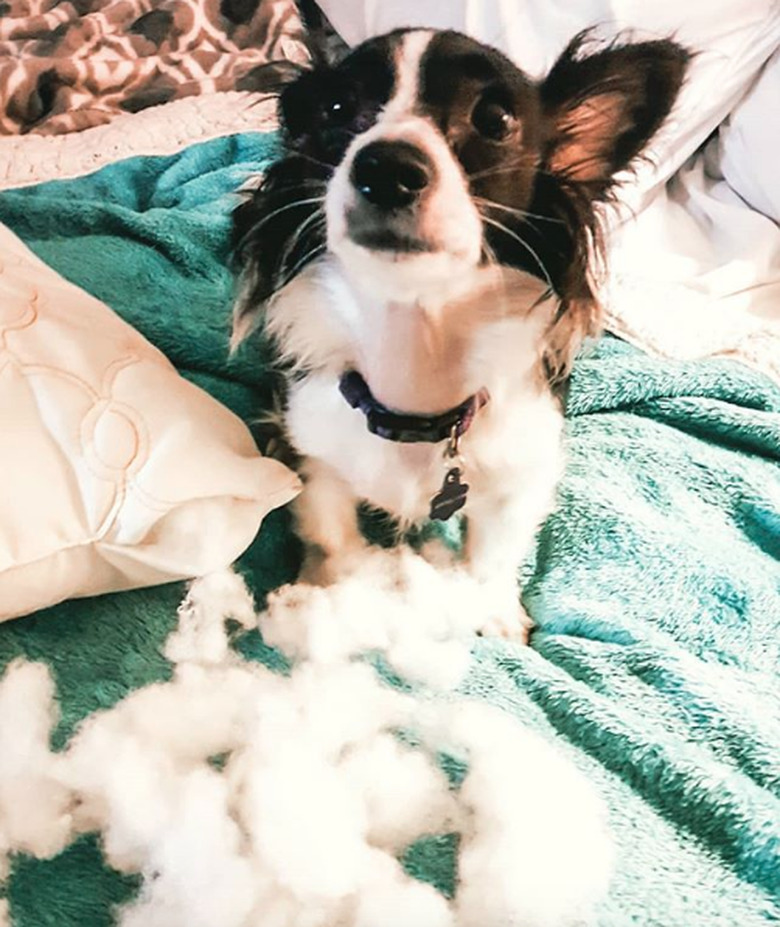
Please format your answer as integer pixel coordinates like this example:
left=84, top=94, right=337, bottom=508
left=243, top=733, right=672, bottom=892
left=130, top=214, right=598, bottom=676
left=446, top=423, right=461, bottom=459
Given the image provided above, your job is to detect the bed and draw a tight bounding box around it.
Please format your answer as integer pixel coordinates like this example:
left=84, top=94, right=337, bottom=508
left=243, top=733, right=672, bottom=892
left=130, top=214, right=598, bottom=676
left=0, top=2, right=779, bottom=925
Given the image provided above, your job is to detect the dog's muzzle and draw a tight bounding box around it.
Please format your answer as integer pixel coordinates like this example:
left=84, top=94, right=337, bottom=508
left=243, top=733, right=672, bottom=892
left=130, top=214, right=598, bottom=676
left=346, top=141, right=436, bottom=254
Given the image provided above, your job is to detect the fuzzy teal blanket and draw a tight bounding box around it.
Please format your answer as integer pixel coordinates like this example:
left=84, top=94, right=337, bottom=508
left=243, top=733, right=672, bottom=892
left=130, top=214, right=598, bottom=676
left=0, top=135, right=779, bottom=926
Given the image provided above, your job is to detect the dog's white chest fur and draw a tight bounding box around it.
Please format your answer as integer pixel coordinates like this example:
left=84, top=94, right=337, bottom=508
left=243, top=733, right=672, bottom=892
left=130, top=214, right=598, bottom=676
left=356, top=300, right=469, bottom=415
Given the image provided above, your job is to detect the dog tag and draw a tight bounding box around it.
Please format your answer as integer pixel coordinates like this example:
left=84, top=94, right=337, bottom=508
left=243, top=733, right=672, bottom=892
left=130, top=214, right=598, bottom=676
left=429, top=467, right=469, bottom=521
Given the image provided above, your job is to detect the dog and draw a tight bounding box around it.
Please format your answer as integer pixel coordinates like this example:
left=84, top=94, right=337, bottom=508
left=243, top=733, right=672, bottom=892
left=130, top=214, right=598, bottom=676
left=231, top=28, right=688, bottom=638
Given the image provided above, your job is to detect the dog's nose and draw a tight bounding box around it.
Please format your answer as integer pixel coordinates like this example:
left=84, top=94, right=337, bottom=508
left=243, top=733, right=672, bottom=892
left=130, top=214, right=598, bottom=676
left=351, top=141, right=432, bottom=210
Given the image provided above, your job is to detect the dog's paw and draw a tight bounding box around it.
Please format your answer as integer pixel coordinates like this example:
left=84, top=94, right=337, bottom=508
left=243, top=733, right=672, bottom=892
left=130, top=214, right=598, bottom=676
left=476, top=597, right=533, bottom=644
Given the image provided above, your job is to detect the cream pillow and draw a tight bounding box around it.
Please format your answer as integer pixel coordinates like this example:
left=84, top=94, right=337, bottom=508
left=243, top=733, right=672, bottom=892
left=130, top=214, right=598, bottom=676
left=0, top=224, right=301, bottom=621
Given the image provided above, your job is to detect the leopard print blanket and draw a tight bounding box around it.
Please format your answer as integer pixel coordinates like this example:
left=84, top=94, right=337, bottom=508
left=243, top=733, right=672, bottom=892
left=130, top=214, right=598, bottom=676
left=0, top=0, right=309, bottom=135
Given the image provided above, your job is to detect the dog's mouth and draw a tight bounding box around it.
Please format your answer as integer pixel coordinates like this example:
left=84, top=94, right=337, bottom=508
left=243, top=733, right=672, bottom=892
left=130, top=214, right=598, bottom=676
left=344, top=198, right=437, bottom=257
left=349, top=227, right=435, bottom=255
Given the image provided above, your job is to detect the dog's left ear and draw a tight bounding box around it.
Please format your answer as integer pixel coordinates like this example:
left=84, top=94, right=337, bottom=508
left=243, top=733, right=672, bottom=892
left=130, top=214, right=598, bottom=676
left=540, top=34, right=690, bottom=195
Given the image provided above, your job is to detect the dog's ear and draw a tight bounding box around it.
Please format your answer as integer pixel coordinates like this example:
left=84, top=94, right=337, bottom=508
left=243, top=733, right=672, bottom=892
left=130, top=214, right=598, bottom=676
left=540, top=34, right=690, bottom=195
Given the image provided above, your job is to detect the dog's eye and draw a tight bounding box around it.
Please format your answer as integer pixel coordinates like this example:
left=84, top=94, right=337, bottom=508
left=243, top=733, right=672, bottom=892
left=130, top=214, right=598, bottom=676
left=472, top=95, right=515, bottom=141
left=323, top=94, right=355, bottom=126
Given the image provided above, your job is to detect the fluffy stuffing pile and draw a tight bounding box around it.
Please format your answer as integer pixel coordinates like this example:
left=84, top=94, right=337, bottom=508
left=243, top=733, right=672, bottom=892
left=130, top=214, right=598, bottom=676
left=0, top=552, right=612, bottom=927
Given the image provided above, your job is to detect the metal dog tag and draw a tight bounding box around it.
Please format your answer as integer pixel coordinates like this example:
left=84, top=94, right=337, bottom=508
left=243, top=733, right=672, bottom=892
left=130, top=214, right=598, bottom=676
left=429, top=467, right=469, bottom=521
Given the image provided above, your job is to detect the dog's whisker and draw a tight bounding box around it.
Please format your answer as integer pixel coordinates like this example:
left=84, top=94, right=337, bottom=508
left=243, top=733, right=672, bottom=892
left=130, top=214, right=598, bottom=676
left=279, top=177, right=329, bottom=188
left=473, top=196, right=564, bottom=227
left=481, top=214, right=554, bottom=292
left=476, top=202, right=544, bottom=239
left=480, top=235, right=499, bottom=269
left=235, top=196, right=326, bottom=254
left=274, top=242, right=328, bottom=291
left=235, top=176, right=327, bottom=209
left=466, top=157, right=537, bottom=182
left=277, top=214, right=324, bottom=268
left=276, top=211, right=327, bottom=280
left=290, top=152, right=337, bottom=174
left=468, top=152, right=537, bottom=171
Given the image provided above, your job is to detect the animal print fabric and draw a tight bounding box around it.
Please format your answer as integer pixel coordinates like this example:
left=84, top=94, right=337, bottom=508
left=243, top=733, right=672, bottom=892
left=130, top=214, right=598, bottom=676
left=0, top=0, right=309, bottom=135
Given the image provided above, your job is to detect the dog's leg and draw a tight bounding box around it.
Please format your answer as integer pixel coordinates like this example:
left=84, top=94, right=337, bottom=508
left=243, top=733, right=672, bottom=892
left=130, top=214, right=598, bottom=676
left=464, top=487, right=556, bottom=642
left=294, top=458, right=366, bottom=585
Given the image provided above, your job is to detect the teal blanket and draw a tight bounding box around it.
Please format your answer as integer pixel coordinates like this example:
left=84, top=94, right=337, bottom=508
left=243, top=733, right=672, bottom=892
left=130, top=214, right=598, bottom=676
left=0, top=135, right=778, bottom=926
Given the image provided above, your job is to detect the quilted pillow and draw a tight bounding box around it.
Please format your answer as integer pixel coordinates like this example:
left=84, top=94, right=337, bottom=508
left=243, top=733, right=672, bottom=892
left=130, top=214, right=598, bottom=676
left=0, top=224, right=300, bottom=621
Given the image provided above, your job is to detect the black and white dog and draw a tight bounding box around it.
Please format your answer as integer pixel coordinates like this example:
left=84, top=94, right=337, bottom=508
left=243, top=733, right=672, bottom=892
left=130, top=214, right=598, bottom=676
left=232, top=28, right=688, bottom=637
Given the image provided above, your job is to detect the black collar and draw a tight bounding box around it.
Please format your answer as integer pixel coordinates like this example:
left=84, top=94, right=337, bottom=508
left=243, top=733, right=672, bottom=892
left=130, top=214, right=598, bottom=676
left=339, top=370, right=489, bottom=444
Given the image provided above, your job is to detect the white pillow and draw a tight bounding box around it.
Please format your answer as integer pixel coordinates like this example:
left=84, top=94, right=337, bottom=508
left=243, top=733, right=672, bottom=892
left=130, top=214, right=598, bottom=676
left=317, top=0, right=780, bottom=210
left=0, top=224, right=301, bottom=621
left=717, top=47, right=780, bottom=225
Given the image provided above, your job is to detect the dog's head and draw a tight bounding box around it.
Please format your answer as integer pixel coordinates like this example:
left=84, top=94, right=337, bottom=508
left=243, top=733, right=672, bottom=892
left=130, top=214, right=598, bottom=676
left=233, top=29, right=688, bottom=377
